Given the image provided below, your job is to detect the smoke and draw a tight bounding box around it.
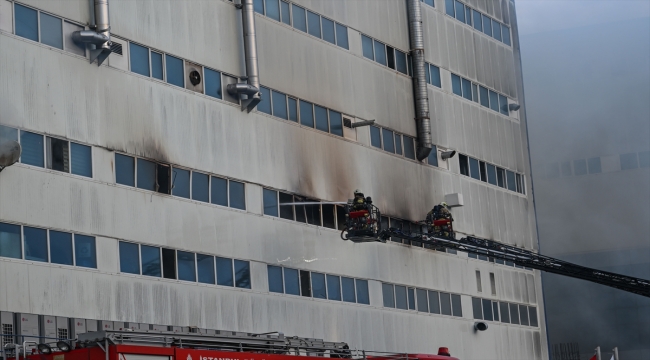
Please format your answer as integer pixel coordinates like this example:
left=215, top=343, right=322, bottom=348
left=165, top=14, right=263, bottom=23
left=518, top=2, right=650, bottom=359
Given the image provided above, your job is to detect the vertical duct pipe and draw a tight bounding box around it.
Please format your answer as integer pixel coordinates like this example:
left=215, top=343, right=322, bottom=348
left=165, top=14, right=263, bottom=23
left=73, top=0, right=111, bottom=65
left=239, top=0, right=262, bottom=112
left=406, top=0, right=433, bottom=161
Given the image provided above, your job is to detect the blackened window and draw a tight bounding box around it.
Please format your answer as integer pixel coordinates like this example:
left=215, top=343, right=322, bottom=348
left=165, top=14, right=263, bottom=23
left=279, top=192, right=294, bottom=220
left=285, top=268, right=300, bottom=295
left=295, top=199, right=307, bottom=223
left=428, top=146, right=438, bottom=166
left=341, top=277, right=355, bottom=302
left=382, top=283, right=395, bottom=308
left=24, top=227, right=48, bottom=262
left=430, top=65, right=441, bottom=87
left=356, top=279, right=370, bottom=304
left=74, top=234, right=96, bottom=268
left=382, top=128, right=395, bottom=153
left=322, top=17, right=335, bottom=44
left=404, top=136, right=416, bottom=160
left=265, top=0, right=280, bottom=21
left=386, top=46, right=395, bottom=69
left=500, top=302, right=510, bottom=323
left=234, top=260, right=251, bottom=288
left=479, top=161, right=487, bottom=182
left=263, top=188, right=279, bottom=216
left=329, top=110, right=343, bottom=137
left=70, top=143, right=92, bottom=177
left=370, top=126, right=381, bottom=148
left=299, top=101, right=314, bottom=127
left=258, top=86, right=272, bottom=114
left=506, top=170, right=516, bottom=191
left=197, top=254, right=215, bottom=284
left=335, top=23, right=349, bottom=49
left=322, top=204, right=336, bottom=229
left=314, top=105, right=329, bottom=132
left=312, top=272, right=326, bottom=299
left=292, top=5, right=306, bottom=32
left=307, top=11, right=321, bottom=38
left=509, top=303, right=520, bottom=324
left=216, top=257, right=234, bottom=286
left=395, top=285, right=408, bottom=310
left=472, top=297, right=483, bottom=319
left=15, top=4, right=38, bottom=41
left=40, top=13, right=62, bottom=49
left=416, top=289, right=428, bottom=312
left=482, top=299, right=493, bottom=321
left=130, top=43, right=150, bottom=77
left=362, top=35, right=374, bottom=60
left=50, top=230, right=73, bottom=265
left=337, top=205, right=346, bottom=230
left=165, top=55, right=184, bottom=87
left=211, top=177, right=228, bottom=206
left=268, top=265, right=284, bottom=293
left=21, top=131, right=44, bottom=167
left=151, top=51, right=163, bottom=80
left=204, top=68, right=222, bottom=99
left=469, top=157, right=480, bottom=180
left=305, top=201, right=321, bottom=226
left=177, top=251, right=196, bottom=282
left=451, top=74, right=462, bottom=96
left=229, top=181, right=246, bottom=210
left=47, top=137, right=69, bottom=172
left=440, top=292, right=452, bottom=315
left=172, top=168, right=190, bottom=198
left=288, top=98, right=298, bottom=122
left=162, top=248, right=177, bottom=279
left=141, top=245, right=161, bottom=277
left=496, top=167, right=505, bottom=187
left=272, top=90, right=288, bottom=119
left=326, top=275, right=341, bottom=300
left=119, top=242, right=140, bottom=274
left=192, top=172, right=209, bottom=202
left=300, top=270, right=311, bottom=297
left=588, top=157, right=602, bottom=174
left=428, top=290, right=440, bottom=314
left=157, top=165, right=171, bottom=194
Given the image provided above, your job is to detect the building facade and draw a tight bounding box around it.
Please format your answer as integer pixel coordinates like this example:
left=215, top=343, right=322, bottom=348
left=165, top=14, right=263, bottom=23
left=0, top=0, right=547, bottom=359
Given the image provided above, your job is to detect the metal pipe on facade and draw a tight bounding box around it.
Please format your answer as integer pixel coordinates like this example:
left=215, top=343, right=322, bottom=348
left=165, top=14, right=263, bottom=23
left=406, top=0, right=433, bottom=161
left=236, top=0, right=262, bottom=112
left=74, top=0, right=111, bottom=65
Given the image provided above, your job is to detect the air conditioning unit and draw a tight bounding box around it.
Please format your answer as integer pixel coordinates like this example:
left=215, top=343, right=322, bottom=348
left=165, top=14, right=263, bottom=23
left=55, top=317, right=70, bottom=340
left=39, top=315, right=57, bottom=342
left=70, top=318, right=87, bottom=338
left=98, top=320, right=114, bottom=331
left=86, top=319, right=98, bottom=332
left=1, top=312, right=15, bottom=348
left=16, top=313, right=39, bottom=351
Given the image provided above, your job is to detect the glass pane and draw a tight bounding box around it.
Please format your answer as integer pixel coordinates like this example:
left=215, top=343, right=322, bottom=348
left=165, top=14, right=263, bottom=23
left=336, top=205, right=346, bottom=230
left=458, top=154, right=469, bottom=175
left=299, top=101, right=314, bottom=127
left=469, top=157, right=480, bottom=180
left=492, top=301, right=500, bottom=321
left=40, top=13, right=62, bottom=49
left=519, top=304, right=530, bottom=325
left=73, top=234, right=96, bottom=268
left=429, top=65, right=441, bottom=87
left=382, top=129, right=395, bottom=153
left=445, top=0, right=455, bottom=16
left=492, top=21, right=502, bottom=41
left=271, top=90, right=288, bottom=119
left=136, top=159, right=156, bottom=191
left=292, top=5, right=306, bottom=32
left=472, top=297, right=483, bottom=319
left=49, top=230, right=73, bottom=265
left=499, top=94, right=509, bottom=115
left=341, top=277, right=355, bottom=302
left=15, top=4, right=38, bottom=41
left=489, top=90, right=499, bottom=111
left=235, top=260, right=251, bottom=288
left=288, top=98, right=298, bottom=122
left=394, top=285, right=407, bottom=309
left=329, top=110, right=343, bottom=136
left=47, top=137, right=69, bottom=172
left=428, top=290, right=440, bottom=314
left=500, top=302, right=510, bottom=323
left=307, top=11, right=321, bottom=38
left=483, top=15, right=492, bottom=36
left=506, top=170, right=516, bottom=191
left=407, top=288, right=416, bottom=310
left=502, top=26, right=511, bottom=45
left=472, top=84, right=479, bottom=102
left=362, top=35, right=374, bottom=60
left=119, top=242, right=140, bottom=274
left=395, top=50, right=408, bottom=74
left=509, top=303, right=520, bottom=324
left=165, top=55, right=184, bottom=87
left=300, top=270, right=311, bottom=297
left=24, top=227, right=47, bottom=262
left=335, top=23, right=349, bottom=49
left=326, top=275, right=341, bottom=300
left=472, top=10, right=482, bottom=31
left=311, top=272, right=326, bottom=298
left=404, top=136, right=416, bottom=159
left=465, top=6, right=472, bottom=25
left=374, top=40, right=387, bottom=66
left=529, top=307, right=538, bottom=327
left=322, top=17, right=335, bottom=44
left=0, top=222, right=21, bottom=259
left=197, top=254, right=215, bottom=284
left=254, top=0, right=264, bottom=14
left=382, top=283, right=395, bottom=308
left=141, top=245, right=161, bottom=277
left=151, top=51, right=163, bottom=80
left=461, top=78, right=472, bottom=100
left=177, top=251, right=196, bottom=281
left=428, top=145, right=438, bottom=166
left=70, top=143, right=92, bottom=177
left=265, top=0, right=280, bottom=21
left=268, top=265, right=284, bottom=293
left=452, top=294, right=463, bottom=316
left=204, top=68, right=222, bottom=99
left=129, top=43, right=150, bottom=76
left=496, top=167, right=505, bottom=187
left=588, top=157, right=602, bottom=174
left=486, top=164, right=497, bottom=185
left=258, top=86, right=272, bottom=114
left=216, top=257, right=234, bottom=286
left=172, top=168, right=190, bottom=198
left=191, top=172, right=209, bottom=202
left=279, top=192, right=294, bottom=220
left=479, top=86, right=489, bottom=107
left=305, top=202, right=321, bottom=226
left=370, top=126, right=381, bottom=148
left=416, top=289, right=428, bottom=312
left=356, top=279, right=370, bottom=304
left=162, top=248, right=176, bottom=279
left=0, top=125, right=18, bottom=142
left=440, top=292, right=452, bottom=315
left=454, top=1, right=465, bottom=22
left=263, top=188, right=279, bottom=216
left=280, top=1, right=290, bottom=25
left=229, top=181, right=246, bottom=210
left=322, top=204, right=336, bottom=229
left=482, top=299, right=494, bottom=321
left=451, top=74, right=462, bottom=95
left=20, top=131, right=44, bottom=167
left=314, top=105, right=328, bottom=132
left=284, top=268, right=300, bottom=295
left=210, top=177, right=228, bottom=206
left=395, top=134, right=402, bottom=155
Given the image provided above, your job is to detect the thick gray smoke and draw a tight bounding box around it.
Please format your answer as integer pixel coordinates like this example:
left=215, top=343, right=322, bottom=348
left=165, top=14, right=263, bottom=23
left=518, top=4, right=650, bottom=360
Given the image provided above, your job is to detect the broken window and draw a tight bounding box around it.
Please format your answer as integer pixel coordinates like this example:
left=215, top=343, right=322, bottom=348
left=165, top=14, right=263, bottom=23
left=47, top=137, right=69, bottom=172
left=216, top=257, right=234, bottom=286
left=300, top=270, right=311, bottom=297
left=234, top=260, right=250, bottom=288
left=197, top=254, right=215, bottom=284
left=172, top=167, right=190, bottom=198
left=162, top=248, right=176, bottom=279
left=322, top=204, right=336, bottom=229
left=279, top=192, right=295, bottom=220
left=479, top=161, right=487, bottom=182
left=284, top=268, right=300, bottom=295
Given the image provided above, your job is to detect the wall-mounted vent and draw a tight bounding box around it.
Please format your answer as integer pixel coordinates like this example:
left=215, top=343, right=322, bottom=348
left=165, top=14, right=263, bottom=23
left=110, top=42, right=123, bottom=55
left=57, top=328, right=68, bottom=340
left=344, top=118, right=353, bottom=128
left=1, top=324, right=13, bottom=348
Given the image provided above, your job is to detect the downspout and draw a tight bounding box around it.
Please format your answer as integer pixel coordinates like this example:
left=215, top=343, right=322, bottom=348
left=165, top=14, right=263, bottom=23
left=228, top=0, right=262, bottom=113
left=406, top=0, right=433, bottom=161
left=72, top=0, right=111, bottom=66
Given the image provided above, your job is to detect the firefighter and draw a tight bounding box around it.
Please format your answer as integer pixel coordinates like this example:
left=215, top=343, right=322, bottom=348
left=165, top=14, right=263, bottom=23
left=350, top=189, right=371, bottom=231
left=426, top=202, right=454, bottom=237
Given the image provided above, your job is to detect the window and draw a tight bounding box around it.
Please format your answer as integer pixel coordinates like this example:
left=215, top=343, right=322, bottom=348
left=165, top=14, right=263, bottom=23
left=529, top=307, right=539, bottom=327
left=560, top=161, right=572, bottom=176
left=519, top=304, right=530, bottom=325
left=370, top=126, right=382, bottom=148
left=210, top=176, right=228, bottom=206
left=115, top=154, right=135, bottom=186
left=499, top=94, right=509, bottom=115
left=482, top=299, right=493, bottom=320
left=268, top=265, right=284, bottom=293
left=191, top=172, right=209, bottom=202
left=492, top=21, right=502, bottom=41
left=620, top=153, right=638, bottom=170
left=415, top=289, right=428, bottom=312
left=162, top=248, right=176, bottom=279
left=479, top=86, right=489, bottom=107
left=407, top=288, right=416, bottom=310
left=288, top=98, right=298, bottom=122
left=300, top=270, right=311, bottom=297
left=445, top=0, right=455, bottom=17
left=509, top=303, right=520, bottom=324
left=15, top=4, right=38, bottom=41
left=285, top=268, right=300, bottom=295
left=574, top=159, right=587, bottom=175
left=272, top=90, right=288, bottom=119
left=472, top=9, right=482, bottom=31
left=165, top=55, right=184, bottom=87
left=322, top=17, right=335, bottom=44
left=395, top=134, right=403, bottom=155
left=427, top=146, right=438, bottom=166
left=479, top=161, right=487, bottom=182
left=292, top=5, right=306, bottom=32
left=422, top=0, right=434, bottom=7
left=74, top=234, right=96, bottom=268
left=472, top=297, right=483, bottom=319
left=395, top=51, right=408, bottom=74
left=328, top=110, right=343, bottom=136
left=307, top=11, right=321, bottom=38
left=197, top=254, right=215, bottom=284
left=263, top=188, right=278, bottom=216
left=257, top=86, right=272, bottom=114
left=254, top=0, right=264, bottom=14
left=451, top=74, right=462, bottom=96
left=234, top=260, right=251, bottom=288
left=482, top=15, right=492, bottom=37
left=279, top=192, right=294, bottom=220
left=489, top=273, right=496, bottom=295
left=130, top=43, right=150, bottom=77
left=141, top=245, right=161, bottom=277
left=280, top=1, right=291, bottom=25
left=489, top=90, right=499, bottom=112
left=588, top=157, right=602, bottom=174
left=151, top=51, right=163, bottom=80
left=136, top=158, right=156, bottom=191
left=500, top=302, right=510, bottom=323
left=314, top=105, right=328, bottom=132
left=469, top=157, right=480, bottom=180
left=382, top=129, right=395, bottom=153
left=46, top=137, right=69, bottom=172
left=440, top=292, right=452, bottom=315
left=430, top=65, right=441, bottom=87
left=311, top=272, right=326, bottom=299
left=176, top=251, right=196, bottom=281
left=454, top=1, right=465, bottom=22
left=322, top=204, right=336, bottom=229
left=459, top=154, right=469, bottom=176
left=40, top=13, right=62, bottom=49
left=475, top=270, right=482, bottom=292
left=382, top=283, right=395, bottom=308
left=502, top=26, right=511, bottom=45
left=70, top=143, right=92, bottom=177
left=516, top=174, right=524, bottom=193
left=24, top=227, right=48, bottom=262
left=395, top=285, right=408, bottom=310
left=639, top=151, right=650, bottom=168
left=335, top=23, right=349, bottom=49
left=341, top=277, right=355, bottom=302
left=326, top=275, right=341, bottom=300
left=204, top=68, right=222, bottom=99
left=472, top=84, right=479, bottom=102
left=48, top=230, right=73, bottom=266
left=506, top=170, right=516, bottom=191
left=20, top=131, right=44, bottom=167
left=229, top=181, right=246, bottom=210
left=374, top=40, right=387, bottom=66
left=172, top=167, right=190, bottom=198
left=404, top=136, right=416, bottom=160
left=119, top=241, right=140, bottom=274
left=492, top=301, right=500, bottom=321
left=305, top=201, right=321, bottom=226
left=0, top=222, right=21, bottom=259
left=425, top=290, right=439, bottom=314
left=216, top=257, right=234, bottom=286
left=461, top=78, right=472, bottom=100
left=361, top=35, right=374, bottom=60
left=0, top=125, right=18, bottom=142
left=265, top=0, right=280, bottom=21
left=356, top=279, right=370, bottom=304
left=299, top=101, right=314, bottom=127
